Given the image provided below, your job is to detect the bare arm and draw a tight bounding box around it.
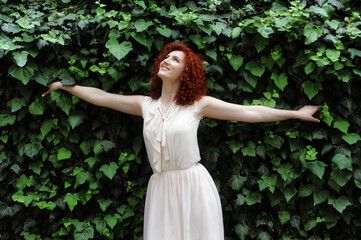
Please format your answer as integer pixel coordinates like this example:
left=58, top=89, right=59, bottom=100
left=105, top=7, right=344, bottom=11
left=198, top=96, right=319, bottom=123
left=42, top=81, right=144, bottom=116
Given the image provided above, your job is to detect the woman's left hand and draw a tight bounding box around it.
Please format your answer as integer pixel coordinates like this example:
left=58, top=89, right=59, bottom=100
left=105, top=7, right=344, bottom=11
left=297, top=105, right=320, bottom=122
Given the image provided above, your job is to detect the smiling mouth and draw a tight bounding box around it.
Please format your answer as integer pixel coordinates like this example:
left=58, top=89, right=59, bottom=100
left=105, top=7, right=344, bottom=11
left=160, top=65, right=170, bottom=71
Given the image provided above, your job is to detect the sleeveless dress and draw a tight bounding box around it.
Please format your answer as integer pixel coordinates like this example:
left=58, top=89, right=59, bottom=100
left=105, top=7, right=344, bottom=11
left=142, top=96, right=224, bottom=240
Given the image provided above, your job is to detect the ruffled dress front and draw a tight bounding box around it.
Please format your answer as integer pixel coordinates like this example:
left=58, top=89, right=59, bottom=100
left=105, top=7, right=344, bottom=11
left=142, top=96, right=224, bottom=240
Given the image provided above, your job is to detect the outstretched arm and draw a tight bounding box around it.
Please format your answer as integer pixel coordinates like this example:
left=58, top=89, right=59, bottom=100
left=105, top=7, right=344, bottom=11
left=42, top=81, right=145, bottom=116
left=198, top=96, right=319, bottom=123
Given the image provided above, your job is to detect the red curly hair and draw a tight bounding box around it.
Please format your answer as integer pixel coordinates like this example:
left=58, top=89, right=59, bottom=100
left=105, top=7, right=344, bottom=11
left=149, top=42, right=208, bottom=106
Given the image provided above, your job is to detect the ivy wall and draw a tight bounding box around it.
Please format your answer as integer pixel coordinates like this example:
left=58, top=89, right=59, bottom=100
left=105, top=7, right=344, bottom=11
left=1, top=0, right=361, bottom=239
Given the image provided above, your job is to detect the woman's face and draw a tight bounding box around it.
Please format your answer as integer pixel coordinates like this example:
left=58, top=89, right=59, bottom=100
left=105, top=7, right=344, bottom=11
left=157, top=50, right=186, bottom=83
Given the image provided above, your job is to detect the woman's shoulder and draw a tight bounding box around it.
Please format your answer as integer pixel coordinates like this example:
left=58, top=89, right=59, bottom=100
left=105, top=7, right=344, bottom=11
left=142, top=96, right=159, bottom=110
left=197, top=95, right=216, bottom=108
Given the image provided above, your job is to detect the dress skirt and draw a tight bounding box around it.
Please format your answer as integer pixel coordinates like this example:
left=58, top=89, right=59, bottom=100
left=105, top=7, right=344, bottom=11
left=143, top=163, right=224, bottom=240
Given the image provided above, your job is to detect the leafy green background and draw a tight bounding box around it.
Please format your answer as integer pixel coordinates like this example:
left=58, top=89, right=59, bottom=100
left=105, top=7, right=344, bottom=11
left=1, top=0, right=361, bottom=239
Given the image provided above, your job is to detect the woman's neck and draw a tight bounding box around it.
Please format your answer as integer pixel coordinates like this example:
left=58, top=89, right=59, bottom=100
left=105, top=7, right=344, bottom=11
left=160, top=81, right=179, bottom=104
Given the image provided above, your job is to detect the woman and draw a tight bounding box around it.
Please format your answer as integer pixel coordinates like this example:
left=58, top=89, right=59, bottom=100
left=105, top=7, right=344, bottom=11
left=43, top=43, right=319, bottom=240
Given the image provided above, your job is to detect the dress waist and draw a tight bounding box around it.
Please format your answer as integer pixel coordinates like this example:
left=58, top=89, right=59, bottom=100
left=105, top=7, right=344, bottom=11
left=154, top=162, right=200, bottom=175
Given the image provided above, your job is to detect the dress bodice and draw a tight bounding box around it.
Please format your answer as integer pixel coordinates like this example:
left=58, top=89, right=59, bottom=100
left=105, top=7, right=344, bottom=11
left=142, top=96, right=202, bottom=173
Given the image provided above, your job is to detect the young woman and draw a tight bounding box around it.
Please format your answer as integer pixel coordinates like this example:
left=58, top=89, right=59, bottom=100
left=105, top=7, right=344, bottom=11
left=43, top=43, right=319, bottom=240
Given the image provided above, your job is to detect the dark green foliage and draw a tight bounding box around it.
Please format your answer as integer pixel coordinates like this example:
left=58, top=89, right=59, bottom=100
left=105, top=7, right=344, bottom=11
left=1, top=0, right=361, bottom=239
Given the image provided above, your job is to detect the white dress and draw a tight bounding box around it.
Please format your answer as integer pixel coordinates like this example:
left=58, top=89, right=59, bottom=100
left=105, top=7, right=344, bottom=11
left=142, top=96, right=224, bottom=240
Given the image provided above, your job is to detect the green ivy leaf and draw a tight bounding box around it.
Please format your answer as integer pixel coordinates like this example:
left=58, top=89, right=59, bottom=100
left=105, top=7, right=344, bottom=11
left=134, top=19, right=153, bottom=32
left=347, top=48, right=361, bottom=59
left=156, top=27, right=172, bottom=37
left=265, top=135, right=284, bottom=149
left=301, top=80, right=322, bottom=100
left=24, top=142, right=43, bottom=158
left=290, top=215, right=301, bottom=231
left=331, top=169, right=352, bottom=187
left=92, top=217, right=106, bottom=235
left=80, top=142, right=92, bottom=156
left=271, top=72, right=288, bottom=91
left=326, top=19, right=340, bottom=30
left=241, top=141, right=256, bottom=157
left=333, top=120, right=350, bottom=134
left=332, top=153, right=352, bottom=170
left=328, top=196, right=351, bottom=213
left=235, top=194, right=245, bottom=206
left=245, top=60, right=265, bottom=77
left=229, top=55, right=244, bottom=71
left=320, top=103, right=333, bottom=126
left=326, top=49, right=340, bottom=62
left=105, top=39, right=133, bottom=60
left=64, top=192, right=79, bottom=211
left=226, top=140, right=243, bottom=154
left=0, top=114, right=16, bottom=127
left=228, top=175, right=247, bottom=191
left=84, top=157, right=99, bottom=168
left=304, top=218, right=317, bottom=231
left=254, top=35, right=269, bottom=53
left=104, top=214, right=118, bottom=229
left=189, top=34, right=202, bottom=46
left=29, top=98, right=47, bottom=115
left=40, top=120, right=54, bottom=137
left=0, top=204, right=21, bottom=219
left=257, top=25, right=273, bottom=38
left=307, top=161, right=327, bottom=179
left=12, top=51, right=29, bottom=67
left=241, top=71, right=257, bottom=89
left=132, top=136, right=143, bottom=155
left=235, top=224, right=249, bottom=240
left=1, top=23, right=22, bottom=34
left=284, top=185, right=297, bottom=202
left=16, top=16, right=35, bottom=29
left=309, top=6, right=330, bottom=18
left=131, top=32, right=152, bottom=51
left=74, top=222, right=94, bottom=240
left=304, top=24, right=322, bottom=45
left=199, top=24, right=213, bottom=36
left=258, top=173, right=277, bottom=193
left=298, top=184, right=313, bottom=198
left=99, top=162, right=119, bottom=180
left=57, top=147, right=72, bottom=160
left=75, top=171, right=91, bottom=189
left=8, top=64, right=36, bottom=85
left=342, top=133, right=361, bottom=145
left=101, top=140, right=115, bottom=152
left=98, top=199, right=113, bottom=212
left=68, top=112, right=86, bottom=129
left=243, top=188, right=262, bottom=205
left=232, top=27, right=241, bottom=39
left=313, top=190, right=329, bottom=206
left=278, top=211, right=290, bottom=225
left=206, top=49, right=217, bottom=61
left=50, top=91, right=72, bottom=115
left=304, top=62, right=316, bottom=75
left=7, top=98, right=26, bottom=113
left=275, top=163, right=292, bottom=182
left=29, top=161, right=43, bottom=175
left=211, top=24, right=223, bottom=36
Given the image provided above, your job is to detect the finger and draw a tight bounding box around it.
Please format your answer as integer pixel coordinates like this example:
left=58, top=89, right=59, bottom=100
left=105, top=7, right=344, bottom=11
left=42, top=89, right=51, bottom=97
left=310, top=117, right=320, bottom=123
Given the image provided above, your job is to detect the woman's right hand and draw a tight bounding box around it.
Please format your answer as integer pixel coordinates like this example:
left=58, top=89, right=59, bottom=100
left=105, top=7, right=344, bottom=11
left=42, top=81, right=63, bottom=97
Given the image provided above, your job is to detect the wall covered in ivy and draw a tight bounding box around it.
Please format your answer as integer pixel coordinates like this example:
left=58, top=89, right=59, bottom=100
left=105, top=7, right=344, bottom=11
left=1, top=0, right=361, bottom=239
